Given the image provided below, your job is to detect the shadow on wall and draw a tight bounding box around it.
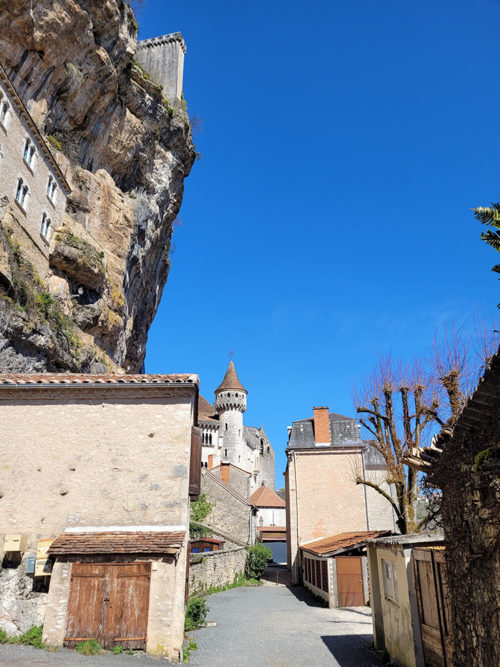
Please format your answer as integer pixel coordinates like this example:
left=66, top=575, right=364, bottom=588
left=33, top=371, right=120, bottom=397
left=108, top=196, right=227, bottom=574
left=321, top=635, right=380, bottom=666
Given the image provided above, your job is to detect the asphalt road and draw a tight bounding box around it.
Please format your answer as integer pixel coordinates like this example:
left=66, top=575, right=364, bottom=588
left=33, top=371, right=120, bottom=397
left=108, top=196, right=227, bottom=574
left=188, top=584, right=380, bottom=667
left=0, top=583, right=380, bottom=666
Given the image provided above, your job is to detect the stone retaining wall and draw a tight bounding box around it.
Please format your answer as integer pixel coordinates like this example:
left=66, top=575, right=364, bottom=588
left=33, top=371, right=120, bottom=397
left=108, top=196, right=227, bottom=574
left=189, top=547, right=247, bottom=596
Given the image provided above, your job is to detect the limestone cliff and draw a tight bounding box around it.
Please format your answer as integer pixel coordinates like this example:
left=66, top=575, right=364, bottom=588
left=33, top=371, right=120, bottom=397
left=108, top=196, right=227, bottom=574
left=0, top=0, right=195, bottom=372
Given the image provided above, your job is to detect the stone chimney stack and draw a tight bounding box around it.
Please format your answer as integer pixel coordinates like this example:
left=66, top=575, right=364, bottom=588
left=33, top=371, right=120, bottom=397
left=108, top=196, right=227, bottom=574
left=313, top=406, right=330, bottom=446
left=135, top=32, right=186, bottom=103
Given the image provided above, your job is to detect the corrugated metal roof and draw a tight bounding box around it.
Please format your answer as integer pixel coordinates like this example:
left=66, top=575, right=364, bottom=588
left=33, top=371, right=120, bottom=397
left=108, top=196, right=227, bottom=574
left=301, top=530, right=391, bottom=556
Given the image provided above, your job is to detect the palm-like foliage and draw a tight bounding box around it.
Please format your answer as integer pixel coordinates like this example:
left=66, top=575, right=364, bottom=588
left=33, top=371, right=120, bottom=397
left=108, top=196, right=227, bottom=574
left=473, top=205, right=500, bottom=287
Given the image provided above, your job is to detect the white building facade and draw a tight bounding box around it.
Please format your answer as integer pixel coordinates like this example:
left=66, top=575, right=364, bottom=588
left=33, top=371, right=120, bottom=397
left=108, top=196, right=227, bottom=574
left=199, top=361, right=275, bottom=497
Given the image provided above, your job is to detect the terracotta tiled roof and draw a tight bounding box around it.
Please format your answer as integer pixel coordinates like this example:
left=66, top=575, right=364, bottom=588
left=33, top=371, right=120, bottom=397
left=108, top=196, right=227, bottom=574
left=215, top=361, right=247, bottom=393
left=250, top=485, right=286, bottom=508
left=0, top=373, right=198, bottom=386
left=48, top=531, right=186, bottom=555
left=199, top=395, right=217, bottom=420
left=301, top=530, right=391, bottom=556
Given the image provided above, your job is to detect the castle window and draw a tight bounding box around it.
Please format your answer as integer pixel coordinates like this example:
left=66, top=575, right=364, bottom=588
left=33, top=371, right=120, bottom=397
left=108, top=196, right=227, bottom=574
left=209, top=433, right=212, bottom=445
left=267, top=446, right=270, bottom=454
left=40, top=212, right=52, bottom=240
left=23, top=138, right=36, bottom=170
left=47, top=175, right=57, bottom=204
left=15, top=178, right=29, bottom=210
left=260, top=439, right=264, bottom=455
left=235, top=393, right=238, bottom=397
left=224, top=449, right=227, bottom=457
left=225, top=423, right=228, bottom=431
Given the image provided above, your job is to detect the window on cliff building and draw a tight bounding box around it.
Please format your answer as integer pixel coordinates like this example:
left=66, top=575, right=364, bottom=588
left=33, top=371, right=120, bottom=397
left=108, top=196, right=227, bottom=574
left=41, top=212, right=51, bottom=240
left=15, top=178, right=29, bottom=210
left=0, top=99, right=10, bottom=129
left=47, top=175, right=57, bottom=203
left=23, top=138, right=36, bottom=170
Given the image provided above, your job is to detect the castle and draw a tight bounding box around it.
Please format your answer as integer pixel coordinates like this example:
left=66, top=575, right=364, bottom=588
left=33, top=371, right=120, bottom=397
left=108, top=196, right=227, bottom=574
left=198, top=361, right=275, bottom=495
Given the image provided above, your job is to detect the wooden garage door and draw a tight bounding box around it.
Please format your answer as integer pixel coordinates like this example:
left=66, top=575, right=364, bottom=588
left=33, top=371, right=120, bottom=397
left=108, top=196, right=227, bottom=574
left=336, top=556, right=364, bottom=607
left=65, top=562, right=151, bottom=650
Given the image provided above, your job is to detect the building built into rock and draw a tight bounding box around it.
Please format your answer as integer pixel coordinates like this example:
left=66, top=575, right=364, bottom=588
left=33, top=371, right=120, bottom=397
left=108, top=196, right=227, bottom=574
left=198, top=361, right=275, bottom=497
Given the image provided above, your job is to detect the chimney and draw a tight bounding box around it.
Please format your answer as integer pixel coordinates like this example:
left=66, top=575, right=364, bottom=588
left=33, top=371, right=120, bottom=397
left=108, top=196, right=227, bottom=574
left=221, top=461, right=230, bottom=484
left=313, top=406, right=330, bottom=446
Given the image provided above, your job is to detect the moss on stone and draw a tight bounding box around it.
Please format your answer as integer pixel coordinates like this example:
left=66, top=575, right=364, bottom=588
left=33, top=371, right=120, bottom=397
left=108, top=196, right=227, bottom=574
left=473, top=446, right=500, bottom=471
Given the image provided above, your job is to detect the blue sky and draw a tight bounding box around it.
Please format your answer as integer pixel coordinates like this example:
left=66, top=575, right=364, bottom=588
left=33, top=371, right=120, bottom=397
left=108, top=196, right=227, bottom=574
left=137, top=0, right=500, bottom=487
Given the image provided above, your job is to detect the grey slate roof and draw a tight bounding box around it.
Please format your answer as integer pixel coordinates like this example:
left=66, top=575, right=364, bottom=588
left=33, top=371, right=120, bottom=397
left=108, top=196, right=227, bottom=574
left=244, top=425, right=269, bottom=451
left=287, top=411, right=386, bottom=470
left=288, top=412, right=362, bottom=449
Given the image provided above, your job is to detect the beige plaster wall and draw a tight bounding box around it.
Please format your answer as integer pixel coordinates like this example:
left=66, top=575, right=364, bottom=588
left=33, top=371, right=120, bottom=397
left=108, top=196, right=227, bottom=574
left=373, top=545, right=417, bottom=667
left=0, top=386, right=195, bottom=549
left=287, top=448, right=368, bottom=582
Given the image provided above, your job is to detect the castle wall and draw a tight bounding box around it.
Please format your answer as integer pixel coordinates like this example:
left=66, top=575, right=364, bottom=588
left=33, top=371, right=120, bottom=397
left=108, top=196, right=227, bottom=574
left=136, top=33, right=186, bottom=103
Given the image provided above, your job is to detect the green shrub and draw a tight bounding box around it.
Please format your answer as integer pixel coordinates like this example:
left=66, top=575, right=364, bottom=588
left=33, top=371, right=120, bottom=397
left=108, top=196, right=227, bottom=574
left=7, top=626, right=44, bottom=649
left=183, top=640, right=197, bottom=663
left=185, top=597, right=208, bottom=631
left=75, top=639, right=102, bottom=655
left=112, top=645, right=123, bottom=654
left=0, top=629, right=8, bottom=644
left=245, top=542, right=272, bottom=580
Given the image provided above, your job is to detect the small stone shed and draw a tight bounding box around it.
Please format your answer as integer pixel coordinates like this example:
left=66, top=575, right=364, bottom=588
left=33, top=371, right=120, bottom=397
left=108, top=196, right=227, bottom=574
left=367, top=532, right=444, bottom=667
left=0, top=372, right=201, bottom=660
left=300, top=530, right=389, bottom=608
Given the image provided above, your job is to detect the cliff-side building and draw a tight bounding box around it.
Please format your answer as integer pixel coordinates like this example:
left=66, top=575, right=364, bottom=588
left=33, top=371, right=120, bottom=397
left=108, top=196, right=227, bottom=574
left=0, top=62, right=70, bottom=284
left=285, top=406, right=397, bottom=584
left=198, top=361, right=275, bottom=497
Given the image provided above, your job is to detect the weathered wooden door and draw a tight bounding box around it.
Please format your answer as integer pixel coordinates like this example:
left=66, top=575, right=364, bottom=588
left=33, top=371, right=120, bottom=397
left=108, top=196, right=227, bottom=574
left=65, top=562, right=151, bottom=650
left=412, top=548, right=453, bottom=666
left=336, top=556, right=364, bottom=606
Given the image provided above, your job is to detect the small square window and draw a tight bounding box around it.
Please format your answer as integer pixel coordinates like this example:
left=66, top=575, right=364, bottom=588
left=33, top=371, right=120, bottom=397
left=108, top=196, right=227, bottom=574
left=382, top=559, right=398, bottom=602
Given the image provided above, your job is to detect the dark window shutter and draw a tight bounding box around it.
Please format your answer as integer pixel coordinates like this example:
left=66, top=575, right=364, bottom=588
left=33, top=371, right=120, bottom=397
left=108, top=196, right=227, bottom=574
left=189, top=426, right=201, bottom=498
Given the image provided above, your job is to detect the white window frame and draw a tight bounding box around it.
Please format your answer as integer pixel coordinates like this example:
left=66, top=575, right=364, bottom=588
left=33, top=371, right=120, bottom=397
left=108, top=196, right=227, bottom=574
left=382, top=559, right=399, bottom=603
left=0, top=95, right=10, bottom=131
left=23, top=137, right=37, bottom=171
left=47, top=175, right=57, bottom=204
left=40, top=212, right=52, bottom=241
left=15, top=177, right=29, bottom=211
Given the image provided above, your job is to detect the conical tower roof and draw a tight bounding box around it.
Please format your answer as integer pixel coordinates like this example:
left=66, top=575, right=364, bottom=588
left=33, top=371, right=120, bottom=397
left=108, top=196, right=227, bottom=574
left=215, top=360, right=247, bottom=394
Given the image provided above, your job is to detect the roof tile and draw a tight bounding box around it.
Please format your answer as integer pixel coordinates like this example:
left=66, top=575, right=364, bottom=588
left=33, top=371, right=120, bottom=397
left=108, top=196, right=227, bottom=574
left=301, top=530, right=390, bottom=555
left=0, top=373, right=198, bottom=386
left=48, top=531, right=186, bottom=555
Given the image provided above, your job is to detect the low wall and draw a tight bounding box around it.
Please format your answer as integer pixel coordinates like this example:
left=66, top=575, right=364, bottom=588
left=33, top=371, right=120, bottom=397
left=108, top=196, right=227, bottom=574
left=0, top=555, right=47, bottom=635
left=189, top=547, right=247, bottom=596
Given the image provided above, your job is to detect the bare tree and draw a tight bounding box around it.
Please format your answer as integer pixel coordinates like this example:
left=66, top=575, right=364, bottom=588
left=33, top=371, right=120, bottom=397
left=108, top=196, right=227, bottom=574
left=354, top=325, right=497, bottom=534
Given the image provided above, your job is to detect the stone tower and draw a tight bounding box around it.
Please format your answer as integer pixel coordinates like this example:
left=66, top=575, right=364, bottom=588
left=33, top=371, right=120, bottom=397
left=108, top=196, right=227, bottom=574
left=135, top=33, right=186, bottom=104
left=214, top=361, right=247, bottom=466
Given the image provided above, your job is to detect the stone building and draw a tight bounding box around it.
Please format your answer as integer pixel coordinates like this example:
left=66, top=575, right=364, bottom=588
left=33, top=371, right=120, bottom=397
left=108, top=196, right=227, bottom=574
left=285, top=406, right=397, bottom=584
left=136, top=33, right=186, bottom=105
left=0, top=373, right=201, bottom=660
left=198, top=361, right=275, bottom=497
left=0, top=61, right=70, bottom=283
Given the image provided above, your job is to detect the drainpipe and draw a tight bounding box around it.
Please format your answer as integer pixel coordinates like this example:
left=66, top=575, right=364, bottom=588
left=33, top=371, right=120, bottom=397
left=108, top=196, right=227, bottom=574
left=361, top=448, right=370, bottom=531
left=292, top=450, right=301, bottom=583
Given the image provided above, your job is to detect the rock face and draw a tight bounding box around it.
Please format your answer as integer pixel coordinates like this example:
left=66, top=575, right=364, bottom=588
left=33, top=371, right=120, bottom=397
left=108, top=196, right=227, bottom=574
left=0, top=0, right=195, bottom=372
